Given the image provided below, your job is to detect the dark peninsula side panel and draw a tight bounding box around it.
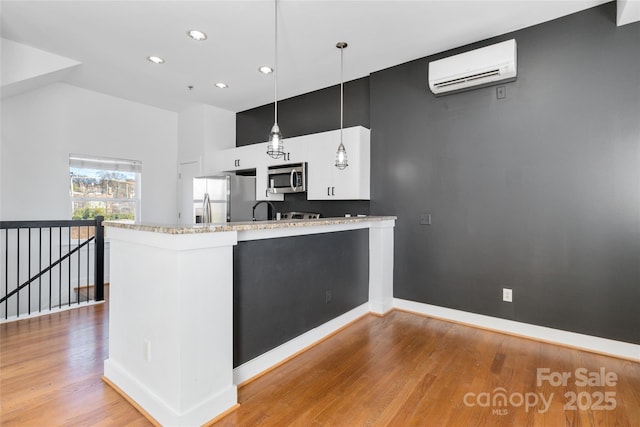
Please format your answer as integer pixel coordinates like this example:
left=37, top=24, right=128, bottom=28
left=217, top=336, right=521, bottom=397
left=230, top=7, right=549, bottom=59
left=233, top=229, right=369, bottom=367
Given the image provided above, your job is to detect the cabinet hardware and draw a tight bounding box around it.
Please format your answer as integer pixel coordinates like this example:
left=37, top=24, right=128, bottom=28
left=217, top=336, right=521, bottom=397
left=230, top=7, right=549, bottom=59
left=332, top=187, right=335, bottom=196
left=327, top=187, right=331, bottom=196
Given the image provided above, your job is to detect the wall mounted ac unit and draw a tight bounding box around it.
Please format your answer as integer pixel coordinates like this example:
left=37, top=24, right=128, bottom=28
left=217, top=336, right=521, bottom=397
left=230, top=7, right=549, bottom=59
left=428, top=39, right=517, bottom=96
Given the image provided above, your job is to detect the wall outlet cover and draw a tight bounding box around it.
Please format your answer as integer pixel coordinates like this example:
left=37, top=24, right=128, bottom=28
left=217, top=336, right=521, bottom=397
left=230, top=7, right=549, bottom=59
left=143, top=339, right=151, bottom=361
left=502, top=288, right=513, bottom=302
left=325, top=290, right=332, bottom=303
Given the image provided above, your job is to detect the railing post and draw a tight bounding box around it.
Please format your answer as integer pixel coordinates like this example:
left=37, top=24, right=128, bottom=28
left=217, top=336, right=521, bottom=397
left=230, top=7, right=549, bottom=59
left=94, top=216, right=105, bottom=301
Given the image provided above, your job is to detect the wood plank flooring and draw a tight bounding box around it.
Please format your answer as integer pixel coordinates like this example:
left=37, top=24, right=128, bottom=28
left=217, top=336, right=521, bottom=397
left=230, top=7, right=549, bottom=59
left=1, top=303, right=639, bottom=426
left=0, top=303, right=150, bottom=427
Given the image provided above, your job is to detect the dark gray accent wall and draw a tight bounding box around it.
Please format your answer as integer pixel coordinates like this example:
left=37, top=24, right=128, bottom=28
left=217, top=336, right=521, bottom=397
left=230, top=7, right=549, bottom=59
left=233, top=229, right=369, bottom=367
left=370, top=3, right=640, bottom=344
left=236, top=77, right=370, bottom=146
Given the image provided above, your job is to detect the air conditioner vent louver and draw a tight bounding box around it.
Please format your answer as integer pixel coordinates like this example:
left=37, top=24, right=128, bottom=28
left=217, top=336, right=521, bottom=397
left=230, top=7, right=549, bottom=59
left=428, top=39, right=517, bottom=96
left=434, top=69, right=501, bottom=89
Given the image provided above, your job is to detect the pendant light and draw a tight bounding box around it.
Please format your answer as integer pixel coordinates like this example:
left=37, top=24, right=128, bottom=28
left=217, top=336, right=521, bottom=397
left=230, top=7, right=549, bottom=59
left=267, top=0, right=285, bottom=159
left=335, top=42, right=348, bottom=170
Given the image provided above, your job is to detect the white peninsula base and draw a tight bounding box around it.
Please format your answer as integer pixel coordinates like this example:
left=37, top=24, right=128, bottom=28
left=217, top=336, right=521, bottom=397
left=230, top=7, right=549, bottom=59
left=103, top=216, right=395, bottom=426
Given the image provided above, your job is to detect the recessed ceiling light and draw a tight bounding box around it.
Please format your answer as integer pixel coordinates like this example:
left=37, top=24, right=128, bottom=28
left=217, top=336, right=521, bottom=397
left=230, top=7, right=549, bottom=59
left=147, top=56, right=165, bottom=64
left=258, top=66, right=273, bottom=74
left=215, top=82, right=228, bottom=89
left=187, top=29, right=207, bottom=41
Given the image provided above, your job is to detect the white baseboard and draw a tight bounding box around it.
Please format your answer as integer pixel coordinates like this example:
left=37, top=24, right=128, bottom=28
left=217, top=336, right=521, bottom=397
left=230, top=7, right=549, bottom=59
left=104, top=359, right=237, bottom=426
left=232, top=298, right=639, bottom=389
left=393, top=298, right=640, bottom=361
left=368, top=300, right=393, bottom=315
left=233, top=303, right=370, bottom=385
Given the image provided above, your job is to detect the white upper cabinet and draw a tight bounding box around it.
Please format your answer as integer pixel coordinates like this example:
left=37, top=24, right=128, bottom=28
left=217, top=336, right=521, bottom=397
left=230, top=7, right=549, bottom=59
left=216, top=137, right=309, bottom=172
left=306, top=126, right=370, bottom=200
left=214, top=144, right=260, bottom=172
left=214, top=125, right=370, bottom=201
left=255, top=166, right=284, bottom=201
left=257, top=135, right=309, bottom=168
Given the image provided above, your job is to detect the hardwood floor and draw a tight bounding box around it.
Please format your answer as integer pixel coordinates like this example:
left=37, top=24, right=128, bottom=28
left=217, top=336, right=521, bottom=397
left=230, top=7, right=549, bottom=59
left=219, top=312, right=640, bottom=426
left=1, top=304, right=639, bottom=426
left=0, top=303, right=151, bottom=427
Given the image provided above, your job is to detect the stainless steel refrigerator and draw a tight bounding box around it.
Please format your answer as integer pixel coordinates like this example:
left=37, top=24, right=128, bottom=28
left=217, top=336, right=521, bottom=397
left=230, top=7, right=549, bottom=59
left=193, top=175, right=256, bottom=223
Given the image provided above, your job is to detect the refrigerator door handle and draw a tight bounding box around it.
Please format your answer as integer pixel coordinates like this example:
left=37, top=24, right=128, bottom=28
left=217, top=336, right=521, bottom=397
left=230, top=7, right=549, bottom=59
left=203, top=192, right=211, bottom=224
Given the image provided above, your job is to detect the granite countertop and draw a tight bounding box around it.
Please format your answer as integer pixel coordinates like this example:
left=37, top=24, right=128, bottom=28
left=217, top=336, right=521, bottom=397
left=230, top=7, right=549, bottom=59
left=103, top=216, right=397, bottom=235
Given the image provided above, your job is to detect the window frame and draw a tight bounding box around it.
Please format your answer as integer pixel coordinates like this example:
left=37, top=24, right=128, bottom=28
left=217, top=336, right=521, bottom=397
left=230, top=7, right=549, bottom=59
left=69, top=154, right=142, bottom=221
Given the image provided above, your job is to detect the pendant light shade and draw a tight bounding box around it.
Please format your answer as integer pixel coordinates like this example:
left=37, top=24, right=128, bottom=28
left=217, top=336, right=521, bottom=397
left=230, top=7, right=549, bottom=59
left=335, top=42, right=348, bottom=170
left=267, top=123, right=284, bottom=158
left=267, top=0, right=285, bottom=159
left=336, top=142, right=347, bottom=169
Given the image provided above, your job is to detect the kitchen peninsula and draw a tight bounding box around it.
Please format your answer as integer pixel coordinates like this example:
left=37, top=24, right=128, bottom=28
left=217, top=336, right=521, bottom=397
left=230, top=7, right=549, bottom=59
left=103, top=216, right=395, bottom=426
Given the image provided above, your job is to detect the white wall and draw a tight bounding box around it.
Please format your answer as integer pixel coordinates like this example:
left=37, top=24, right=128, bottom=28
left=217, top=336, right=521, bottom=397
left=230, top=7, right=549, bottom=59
left=177, top=103, right=235, bottom=174
left=177, top=103, right=235, bottom=224
left=1, top=82, right=178, bottom=222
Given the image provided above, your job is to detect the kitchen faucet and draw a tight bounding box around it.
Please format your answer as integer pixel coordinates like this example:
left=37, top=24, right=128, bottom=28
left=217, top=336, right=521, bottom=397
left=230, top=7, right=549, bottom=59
left=252, top=200, right=277, bottom=221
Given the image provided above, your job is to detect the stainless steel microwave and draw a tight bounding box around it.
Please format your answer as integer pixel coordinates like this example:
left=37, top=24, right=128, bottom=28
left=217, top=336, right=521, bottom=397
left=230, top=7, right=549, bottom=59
left=267, top=163, right=307, bottom=194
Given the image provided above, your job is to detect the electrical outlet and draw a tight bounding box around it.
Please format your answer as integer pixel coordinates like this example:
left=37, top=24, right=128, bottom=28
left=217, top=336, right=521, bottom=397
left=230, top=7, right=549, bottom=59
left=419, top=213, right=431, bottom=225
left=325, top=290, right=332, bottom=304
left=497, top=86, right=506, bottom=99
left=144, top=339, right=151, bottom=361
left=502, top=288, right=513, bottom=303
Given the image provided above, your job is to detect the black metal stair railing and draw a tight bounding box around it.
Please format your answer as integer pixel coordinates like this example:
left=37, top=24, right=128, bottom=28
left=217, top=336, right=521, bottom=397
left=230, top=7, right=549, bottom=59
left=0, top=216, right=104, bottom=320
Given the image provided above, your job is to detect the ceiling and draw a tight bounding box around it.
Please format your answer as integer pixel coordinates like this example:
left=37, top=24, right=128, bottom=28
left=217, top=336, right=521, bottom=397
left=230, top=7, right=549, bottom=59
left=1, top=0, right=610, bottom=113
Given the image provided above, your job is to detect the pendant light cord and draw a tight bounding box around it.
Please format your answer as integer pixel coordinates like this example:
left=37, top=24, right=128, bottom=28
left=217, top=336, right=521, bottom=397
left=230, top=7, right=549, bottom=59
left=335, top=42, right=348, bottom=169
left=274, top=0, right=278, bottom=125
left=340, top=44, right=344, bottom=143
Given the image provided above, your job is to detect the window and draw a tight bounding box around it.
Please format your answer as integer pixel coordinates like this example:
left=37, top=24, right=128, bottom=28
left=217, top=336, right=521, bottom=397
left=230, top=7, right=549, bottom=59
left=69, top=154, right=141, bottom=221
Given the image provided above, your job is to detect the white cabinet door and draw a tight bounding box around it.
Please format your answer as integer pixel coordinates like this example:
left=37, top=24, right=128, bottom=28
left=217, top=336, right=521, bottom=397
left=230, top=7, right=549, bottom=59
left=307, top=127, right=370, bottom=200
left=332, top=133, right=366, bottom=198
left=260, top=135, right=309, bottom=167
left=340, top=126, right=370, bottom=199
left=255, top=166, right=284, bottom=201
left=214, top=144, right=259, bottom=172
left=306, top=131, right=339, bottom=200
left=281, top=135, right=309, bottom=165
